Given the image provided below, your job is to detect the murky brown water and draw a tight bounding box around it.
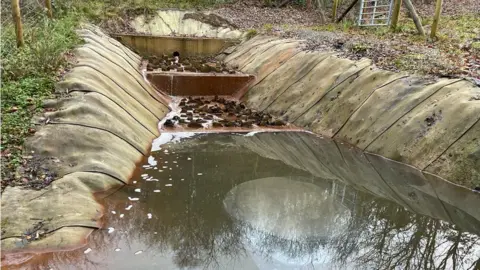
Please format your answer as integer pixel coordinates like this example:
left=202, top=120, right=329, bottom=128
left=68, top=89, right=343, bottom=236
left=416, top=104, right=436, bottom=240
left=11, top=132, right=480, bottom=269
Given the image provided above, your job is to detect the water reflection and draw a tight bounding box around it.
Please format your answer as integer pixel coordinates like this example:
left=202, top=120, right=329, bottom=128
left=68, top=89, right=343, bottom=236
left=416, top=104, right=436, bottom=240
left=10, top=132, right=480, bottom=270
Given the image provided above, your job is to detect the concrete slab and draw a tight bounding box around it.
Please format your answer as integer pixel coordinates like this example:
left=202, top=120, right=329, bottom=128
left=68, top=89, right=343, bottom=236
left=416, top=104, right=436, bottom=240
left=147, top=72, right=255, bottom=96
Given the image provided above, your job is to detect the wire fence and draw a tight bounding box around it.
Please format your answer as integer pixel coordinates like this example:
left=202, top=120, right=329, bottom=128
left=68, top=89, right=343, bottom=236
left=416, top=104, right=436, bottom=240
left=1, top=0, right=50, bottom=25
left=1, top=0, right=54, bottom=49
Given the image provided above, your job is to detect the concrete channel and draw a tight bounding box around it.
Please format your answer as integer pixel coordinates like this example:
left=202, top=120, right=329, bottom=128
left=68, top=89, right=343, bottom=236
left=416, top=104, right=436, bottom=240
left=1, top=11, right=479, bottom=268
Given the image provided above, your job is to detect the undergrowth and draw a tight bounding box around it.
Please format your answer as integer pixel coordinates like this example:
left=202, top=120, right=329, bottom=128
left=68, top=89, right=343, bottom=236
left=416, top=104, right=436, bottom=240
left=1, top=14, right=81, bottom=188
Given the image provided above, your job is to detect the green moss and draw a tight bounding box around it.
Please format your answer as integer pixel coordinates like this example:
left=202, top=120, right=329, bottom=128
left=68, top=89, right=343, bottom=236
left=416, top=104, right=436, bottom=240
left=350, top=42, right=371, bottom=54
left=245, top=29, right=258, bottom=40
left=263, top=23, right=273, bottom=33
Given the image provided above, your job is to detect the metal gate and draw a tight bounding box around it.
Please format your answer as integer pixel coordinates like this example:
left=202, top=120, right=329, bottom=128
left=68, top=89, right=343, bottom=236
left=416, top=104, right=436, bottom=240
left=358, top=0, right=394, bottom=26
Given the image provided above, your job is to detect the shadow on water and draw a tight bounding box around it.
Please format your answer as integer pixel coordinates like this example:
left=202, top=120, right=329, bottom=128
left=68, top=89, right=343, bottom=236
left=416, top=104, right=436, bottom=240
left=11, top=132, right=480, bottom=270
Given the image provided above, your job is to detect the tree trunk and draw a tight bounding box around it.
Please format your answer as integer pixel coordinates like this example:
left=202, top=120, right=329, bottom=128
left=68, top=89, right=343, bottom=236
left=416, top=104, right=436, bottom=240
left=332, top=0, right=339, bottom=22
left=403, top=0, right=425, bottom=35
left=11, top=0, right=24, bottom=47
left=390, top=0, right=402, bottom=30
left=430, top=0, right=443, bottom=38
left=45, top=0, right=53, bottom=18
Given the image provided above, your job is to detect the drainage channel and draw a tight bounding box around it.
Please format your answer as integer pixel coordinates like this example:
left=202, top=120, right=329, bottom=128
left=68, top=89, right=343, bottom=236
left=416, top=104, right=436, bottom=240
left=5, top=41, right=480, bottom=269
left=8, top=131, right=480, bottom=269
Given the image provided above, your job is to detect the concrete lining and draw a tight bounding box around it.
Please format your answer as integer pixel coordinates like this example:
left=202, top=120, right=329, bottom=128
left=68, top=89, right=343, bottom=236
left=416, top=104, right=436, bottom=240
left=1, top=24, right=169, bottom=255
left=147, top=72, right=255, bottom=96
left=233, top=35, right=480, bottom=188
left=113, top=34, right=239, bottom=57
left=2, top=14, right=479, bottom=261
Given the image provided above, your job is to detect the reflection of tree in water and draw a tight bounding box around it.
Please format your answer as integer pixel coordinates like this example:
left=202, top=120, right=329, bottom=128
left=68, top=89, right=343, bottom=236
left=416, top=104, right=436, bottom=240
left=106, top=143, right=319, bottom=269
left=101, top=138, right=334, bottom=269
left=240, top=221, right=328, bottom=262
left=330, top=192, right=480, bottom=270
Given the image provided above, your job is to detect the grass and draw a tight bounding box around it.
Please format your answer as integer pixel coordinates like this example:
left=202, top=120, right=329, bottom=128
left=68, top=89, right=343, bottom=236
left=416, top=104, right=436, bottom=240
left=1, top=14, right=81, bottom=186
left=1, top=0, right=225, bottom=189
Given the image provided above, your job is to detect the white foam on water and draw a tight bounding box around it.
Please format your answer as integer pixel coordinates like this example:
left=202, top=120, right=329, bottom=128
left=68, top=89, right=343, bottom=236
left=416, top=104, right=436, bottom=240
left=133, top=181, right=137, bottom=184
left=147, top=213, right=152, bottom=219
left=244, top=131, right=261, bottom=137
left=108, top=227, right=115, bottom=234
left=197, top=173, right=203, bottom=176
left=147, top=156, right=157, bottom=166
left=153, top=190, right=161, bottom=193
left=84, top=248, right=92, bottom=254
left=125, top=205, right=133, bottom=210
left=141, top=174, right=148, bottom=177
left=111, top=211, right=116, bottom=215
left=134, top=250, right=143, bottom=255
left=128, top=197, right=139, bottom=201
left=151, top=132, right=198, bottom=152
left=115, top=248, right=121, bottom=252
left=165, top=184, right=172, bottom=187
left=187, top=157, right=192, bottom=160
left=120, top=214, right=125, bottom=218
left=134, top=189, right=141, bottom=193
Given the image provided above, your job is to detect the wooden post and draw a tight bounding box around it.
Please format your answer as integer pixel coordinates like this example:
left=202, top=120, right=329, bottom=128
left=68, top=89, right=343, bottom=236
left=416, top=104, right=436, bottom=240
left=390, top=0, right=402, bottom=30
left=332, top=0, right=339, bottom=22
left=430, top=0, right=443, bottom=38
left=11, top=0, right=24, bottom=47
left=306, top=0, right=312, bottom=9
left=404, top=0, right=425, bottom=35
left=45, top=0, right=53, bottom=18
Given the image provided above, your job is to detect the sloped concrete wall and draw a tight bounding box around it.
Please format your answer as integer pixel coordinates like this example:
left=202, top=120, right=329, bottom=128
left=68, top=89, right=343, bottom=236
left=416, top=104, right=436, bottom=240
left=1, top=24, right=170, bottom=254
left=233, top=132, right=480, bottom=235
left=225, top=35, right=480, bottom=188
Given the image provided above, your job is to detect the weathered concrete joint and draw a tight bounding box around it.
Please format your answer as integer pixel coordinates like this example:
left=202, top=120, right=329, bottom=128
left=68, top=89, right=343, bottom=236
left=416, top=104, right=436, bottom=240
left=232, top=35, right=480, bottom=188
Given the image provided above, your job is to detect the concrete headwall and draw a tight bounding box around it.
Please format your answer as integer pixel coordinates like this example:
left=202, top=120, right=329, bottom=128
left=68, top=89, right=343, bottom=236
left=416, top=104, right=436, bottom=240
left=113, top=34, right=238, bottom=57
left=147, top=72, right=255, bottom=96
left=223, top=35, right=480, bottom=188
left=1, top=24, right=170, bottom=255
